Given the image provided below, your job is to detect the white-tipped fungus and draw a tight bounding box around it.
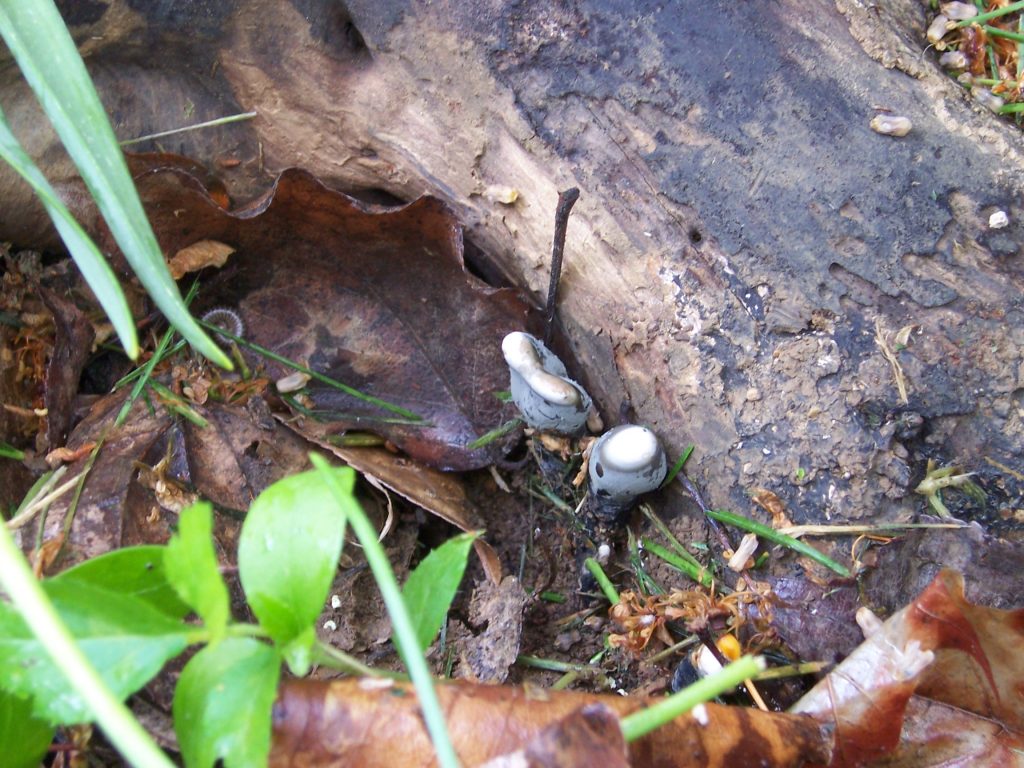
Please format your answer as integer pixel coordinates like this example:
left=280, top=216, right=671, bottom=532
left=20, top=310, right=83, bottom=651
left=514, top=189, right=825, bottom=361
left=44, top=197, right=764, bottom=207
left=927, top=15, right=950, bottom=46
left=940, top=2, right=976, bottom=20
left=588, top=425, right=667, bottom=514
left=870, top=115, right=912, bottom=137
left=502, top=331, right=592, bottom=434
left=939, top=51, right=968, bottom=70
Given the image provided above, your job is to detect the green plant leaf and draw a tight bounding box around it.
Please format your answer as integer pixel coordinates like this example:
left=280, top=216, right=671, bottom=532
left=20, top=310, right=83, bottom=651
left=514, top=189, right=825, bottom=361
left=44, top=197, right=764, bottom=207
left=0, top=106, right=139, bottom=359
left=0, top=689, right=53, bottom=768
left=0, top=580, right=190, bottom=724
left=238, top=466, right=353, bottom=674
left=50, top=545, right=189, bottom=619
left=173, top=637, right=280, bottom=768
left=0, top=0, right=230, bottom=369
left=310, top=453, right=460, bottom=768
left=403, top=531, right=478, bottom=650
left=164, top=502, right=230, bottom=638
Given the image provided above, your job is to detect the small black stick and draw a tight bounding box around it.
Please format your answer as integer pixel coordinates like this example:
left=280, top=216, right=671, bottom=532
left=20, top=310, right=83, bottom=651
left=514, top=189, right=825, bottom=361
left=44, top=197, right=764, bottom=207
left=680, top=471, right=758, bottom=592
left=543, top=187, right=580, bottom=346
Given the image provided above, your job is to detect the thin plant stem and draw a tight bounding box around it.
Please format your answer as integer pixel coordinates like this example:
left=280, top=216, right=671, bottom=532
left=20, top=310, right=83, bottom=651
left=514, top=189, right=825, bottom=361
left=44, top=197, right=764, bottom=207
left=660, top=445, right=694, bottom=488
left=705, top=509, right=851, bottom=577
left=311, top=454, right=460, bottom=768
left=619, top=655, right=764, bottom=743
left=119, top=111, right=258, bottom=147
left=313, top=640, right=402, bottom=679
left=467, top=417, right=522, bottom=450
left=0, top=522, right=175, bottom=768
left=7, top=469, right=79, bottom=530
left=954, top=1, right=1024, bottom=27
left=198, top=318, right=422, bottom=422
left=584, top=557, right=619, bottom=604
left=983, top=25, right=1024, bottom=43
left=641, top=538, right=712, bottom=587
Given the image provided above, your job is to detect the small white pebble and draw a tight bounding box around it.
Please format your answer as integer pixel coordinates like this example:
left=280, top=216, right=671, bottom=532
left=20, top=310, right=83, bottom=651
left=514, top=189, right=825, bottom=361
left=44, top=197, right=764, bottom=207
left=870, top=115, right=912, bottom=137
left=745, top=387, right=761, bottom=402
left=330, top=594, right=342, bottom=609
left=691, top=703, right=710, bottom=726
left=484, top=185, right=519, bottom=205
left=596, top=543, right=612, bottom=564
left=989, top=210, right=1010, bottom=229
left=322, top=619, right=338, bottom=631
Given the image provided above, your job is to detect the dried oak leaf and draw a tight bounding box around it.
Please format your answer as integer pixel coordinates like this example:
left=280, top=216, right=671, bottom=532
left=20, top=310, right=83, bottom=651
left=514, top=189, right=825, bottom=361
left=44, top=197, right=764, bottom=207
left=131, top=167, right=532, bottom=471
left=269, top=677, right=831, bottom=767
left=792, top=569, right=1024, bottom=766
left=38, top=285, right=94, bottom=450
left=299, top=437, right=502, bottom=582
left=489, top=703, right=631, bottom=768
left=27, top=387, right=309, bottom=570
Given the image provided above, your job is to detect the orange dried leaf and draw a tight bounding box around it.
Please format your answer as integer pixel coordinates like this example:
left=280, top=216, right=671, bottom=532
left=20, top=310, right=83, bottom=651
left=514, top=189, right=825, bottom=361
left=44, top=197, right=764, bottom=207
left=269, top=677, right=831, bottom=767
left=167, top=239, right=235, bottom=279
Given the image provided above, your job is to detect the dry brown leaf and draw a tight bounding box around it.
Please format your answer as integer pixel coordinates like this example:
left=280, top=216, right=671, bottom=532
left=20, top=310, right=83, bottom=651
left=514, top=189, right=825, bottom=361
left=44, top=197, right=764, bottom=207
left=793, top=569, right=1024, bottom=766
left=167, top=239, right=235, bottom=279
left=305, top=438, right=502, bottom=583
left=269, top=677, right=831, bottom=767
left=483, top=703, right=630, bottom=768
left=129, top=167, right=532, bottom=471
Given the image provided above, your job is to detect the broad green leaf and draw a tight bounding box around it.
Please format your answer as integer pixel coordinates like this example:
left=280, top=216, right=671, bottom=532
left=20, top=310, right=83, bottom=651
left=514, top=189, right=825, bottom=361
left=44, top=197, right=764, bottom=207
left=0, top=689, right=53, bottom=768
left=238, top=467, right=352, bottom=674
left=403, top=532, right=478, bottom=651
left=173, top=637, right=280, bottom=768
left=0, top=0, right=231, bottom=369
left=0, top=581, right=190, bottom=724
left=0, top=107, right=138, bottom=359
left=50, top=545, right=190, bottom=619
left=164, top=503, right=230, bottom=638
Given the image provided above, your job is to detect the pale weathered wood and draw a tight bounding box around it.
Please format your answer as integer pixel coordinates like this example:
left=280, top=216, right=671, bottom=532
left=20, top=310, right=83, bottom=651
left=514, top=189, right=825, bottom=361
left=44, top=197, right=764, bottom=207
left=2, top=0, right=1023, bottom=536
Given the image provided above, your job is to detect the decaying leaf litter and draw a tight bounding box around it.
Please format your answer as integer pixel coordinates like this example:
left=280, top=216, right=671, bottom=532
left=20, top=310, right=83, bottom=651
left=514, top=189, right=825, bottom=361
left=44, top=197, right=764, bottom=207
left=1, top=142, right=1023, bottom=766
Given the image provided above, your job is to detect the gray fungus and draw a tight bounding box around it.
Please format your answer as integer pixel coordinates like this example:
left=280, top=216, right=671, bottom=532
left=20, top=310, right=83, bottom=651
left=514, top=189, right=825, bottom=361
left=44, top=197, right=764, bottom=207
left=502, top=331, right=593, bottom=435
left=589, top=425, right=667, bottom=515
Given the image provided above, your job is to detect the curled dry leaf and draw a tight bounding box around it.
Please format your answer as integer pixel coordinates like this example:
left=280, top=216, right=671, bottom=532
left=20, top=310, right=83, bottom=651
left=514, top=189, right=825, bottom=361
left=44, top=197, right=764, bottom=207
left=39, top=286, right=95, bottom=451
left=130, top=167, right=532, bottom=471
left=26, top=386, right=310, bottom=570
left=167, top=239, right=235, bottom=279
left=484, top=703, right=630, bottom=768
left=300, top=435, right=502, bottom=583
left=269, top=677, right=831, bottom=768
left=793, top=569, right=1024, bottom=766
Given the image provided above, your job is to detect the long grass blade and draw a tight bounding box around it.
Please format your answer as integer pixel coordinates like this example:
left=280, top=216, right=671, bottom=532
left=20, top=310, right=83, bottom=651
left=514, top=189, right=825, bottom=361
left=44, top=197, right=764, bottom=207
left=0, top=107, right=139, bottom=358
left=0, top=0, right=231, bottom=369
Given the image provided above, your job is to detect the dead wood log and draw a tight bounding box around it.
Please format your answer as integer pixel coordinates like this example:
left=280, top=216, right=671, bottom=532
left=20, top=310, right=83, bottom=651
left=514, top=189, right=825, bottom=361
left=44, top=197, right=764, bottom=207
left=1, top=0, right=1022, bottom=578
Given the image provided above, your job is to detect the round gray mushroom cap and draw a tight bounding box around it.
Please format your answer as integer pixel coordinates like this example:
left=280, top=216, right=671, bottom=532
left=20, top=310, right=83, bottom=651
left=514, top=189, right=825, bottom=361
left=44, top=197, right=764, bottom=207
left=502, top=332, right=592, bottom=435
left=589, top=425, right=667, bottom=508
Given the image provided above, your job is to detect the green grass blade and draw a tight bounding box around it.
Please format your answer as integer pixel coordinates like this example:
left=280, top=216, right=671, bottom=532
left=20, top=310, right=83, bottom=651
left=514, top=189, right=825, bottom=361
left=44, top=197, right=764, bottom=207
left=0, top=0, right=231, bottom=369
left=0, top=107, right=138, bottom=359
left=619, top=655, right=764, bottom=742
left=705, top=508, right=851, bottom=577
left=311, top=454, right=460, bottom=768
left=0, top=522, right=175, bottom=767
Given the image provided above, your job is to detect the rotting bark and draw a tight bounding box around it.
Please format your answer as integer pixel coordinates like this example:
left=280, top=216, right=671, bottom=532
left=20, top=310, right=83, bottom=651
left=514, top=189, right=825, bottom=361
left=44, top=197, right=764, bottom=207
left=1, top=1, right=1022, bottom=592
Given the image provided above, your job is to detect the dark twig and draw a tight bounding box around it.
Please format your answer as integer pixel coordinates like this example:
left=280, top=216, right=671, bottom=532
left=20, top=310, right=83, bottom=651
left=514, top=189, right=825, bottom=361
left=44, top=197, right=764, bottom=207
left=544, top=187, right=580, bottom=346
left=679, top=471, right=758, bottom=592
